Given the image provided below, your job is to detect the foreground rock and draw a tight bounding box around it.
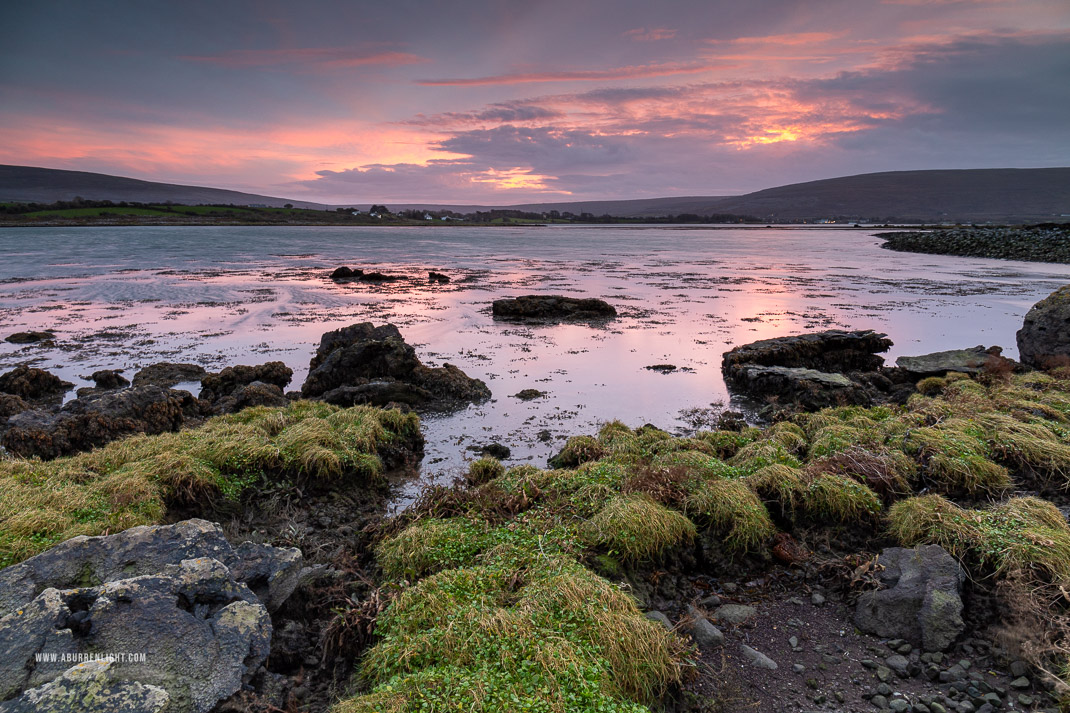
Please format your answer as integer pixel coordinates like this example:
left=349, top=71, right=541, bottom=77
left=301, top=322, right=490, bottom=410
left=896, top=345, right=1016, bottom=377
left=1, top=385, right=210, bottom=459
left=0, top=659, right=169, bottom=713
left=722, top=330, right=911, bottom=415
left=0, top=366, right=72, bottom=402
left=0, top=520, right=300, bottom=712
left=492, top=294, right=617, bottom=321
left=1017, top=285, right=1070, bottom=369
left=854, top=545, right=965, bottom=652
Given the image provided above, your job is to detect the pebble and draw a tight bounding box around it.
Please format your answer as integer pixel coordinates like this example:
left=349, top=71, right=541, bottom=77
left=789, top=635, right=799, bottom=649
left=889, top=699, right=910, bottom=713
left=877, top=666, right=894, bottom=683
left=1009, top=661, right=1028, bottom=677
left=885, top=654, right=910, bottom=677
left=644, top=610, right=672, bottom=630
left=740, top=644, right=778, bottom=670
left=811, top=591, right=826, bottom=605
left=688, top=617, right=725, bottom=648
left=1009, top=676, right=1030, bottom=689
left=699, top=593, right=721, bottom=608
left=793, top=663, right=805, bottom=673
left=714, top=603, right=756, bottom=625
left=872, top=694, right=890, bottom=709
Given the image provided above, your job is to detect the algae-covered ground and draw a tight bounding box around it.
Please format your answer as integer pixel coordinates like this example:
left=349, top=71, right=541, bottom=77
left=339, top=369, right=1070, bottom=712
left=5, top=370, right=1070, bottom=711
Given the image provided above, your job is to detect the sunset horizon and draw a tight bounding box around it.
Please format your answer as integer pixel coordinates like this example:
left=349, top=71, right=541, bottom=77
left=4, top=0, right=1068, bottom=205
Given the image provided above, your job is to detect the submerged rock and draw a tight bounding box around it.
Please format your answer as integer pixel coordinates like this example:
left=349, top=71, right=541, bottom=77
left=0, top=385, right=210, bottom=459
left=0, top=366, right=72, bottom=402
left=5, top=331, right=55, bottom=345
left=513, top=388, right=547, bottom=400
left=854, top=544, right=965, bottom=652
left=0, top=520, right=301, bottom=712
left=359, top=271, right=401, bottom=282
left=1017, top=285, right=1070, bottom=369
left=428, top=271, right=450, bottom=283
left=896, top=345, right=1015, bottom=377
left=132, top=362, right=207, bottom=389
left=329, top=266, right=363, bottom=281
left=491, top=294, right=617, bottom=321
left=301, top=322, right=489, bottom=410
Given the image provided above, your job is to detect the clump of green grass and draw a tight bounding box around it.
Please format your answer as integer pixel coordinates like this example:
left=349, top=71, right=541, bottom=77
left=887, top=494, right=1070, bottom=579
left=377, top=517, right=489, bottom=580
left=729, top=439, right=804, bottom=473
left=686, top=478, right=776, bottom=552
left=767, top=422, right=808, bottom=453
left=344, top=544, right=684, bottom=713
left=916, top=376, right=948, bottom=395
left=903, top=420, right=1011, bottom=494
left=549, top=435, right=605, bottom=468
left=695, top=428, right=761, bottom=459
left=0, top=402, right=420, bottom=567
left=583, top=494, right=696, bottom=562
left=466, top=457, right=506, bottom=485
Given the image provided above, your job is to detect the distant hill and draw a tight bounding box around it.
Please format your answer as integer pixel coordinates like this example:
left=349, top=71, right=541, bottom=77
left=0, top=165, right=324, bottom=209
left=2, top=165, right=1068, bottom=222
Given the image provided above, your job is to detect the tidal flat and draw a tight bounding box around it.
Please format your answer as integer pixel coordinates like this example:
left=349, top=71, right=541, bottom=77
left=1, top=224, right=1069, bottom=496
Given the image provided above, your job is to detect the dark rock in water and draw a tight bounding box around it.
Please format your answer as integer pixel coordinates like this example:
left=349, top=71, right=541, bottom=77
left=409, top=364, right=491, bottom=404
left=728, top=364, right=870, bottom=411
left=0, top=385, right=210, bottom=459
left=301, top=322, right=490, bottom=410
left=0, top=366, right=72, bottom=401
left=330, top=266, right=363, bottom=280
left=0, top=393, right=31, bottom=420
left=0, top=519, right=298, bottom=712
left=200, top=362, right=293, bottom=410
left=469, top=442, right=510, bottom=459
left=303, top=323, right=420, bottom=397
left=896, top=345, right=1015, bottom=377
left=723, top=329, right=892, bottom=373
left=360, top=271, right=401, bottom=282
left=514, top=388, right=547, bottom=400
left=1017, top=285, right=1070, bottom=369
left=722, top=330, right=897, bottom=415
left=428, top=271, right=450, bottom=283
left=321, top=381, right=434, bottom=407
left=492, top=294, right=617, bottom=321
left=716, top=410, right=747, bottom=431
left=90, top=369, right=130, bottom=390
left=645, top=364, right=677, bottom=373
left=132, top=362, right=207, bottom=388
left=854, top=544, right=965, bottom=652
left=879, top=225, right=1070, bottom=264
left=5, top=331, right=54, bottom=344
left=217, top=381, right=289, bottom=412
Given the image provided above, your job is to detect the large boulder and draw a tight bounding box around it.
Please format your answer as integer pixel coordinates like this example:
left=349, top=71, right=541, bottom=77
left=491, top=295, right=617, bottom=321
left=0, top=385, right=211, bottom=460
left=0, top=558, right=271, bottom=713
left=301, top=322, right=489, bottom=409
left=896, top=345, right=1014, bottom=377
left=1017, top=285, right=1070, bottom=369
left=4, top=331, right=55, bottom=345
left=854, top=545, right=965, bottom=652
left=0, top=659, right=169, bottom=713
left=0, top=519, right=302, bottom=617
left=725, top=365, right=871, bottom=411
left=0, top=520, right=302, bottom=713
left=0, top=366, right=72, bottom=402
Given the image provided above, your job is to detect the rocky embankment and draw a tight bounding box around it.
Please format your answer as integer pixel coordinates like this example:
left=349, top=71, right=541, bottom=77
left=878, top=224, right=1070, bottom=263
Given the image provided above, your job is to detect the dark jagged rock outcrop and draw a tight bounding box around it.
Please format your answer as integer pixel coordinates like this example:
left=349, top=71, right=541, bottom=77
left=5, top=330, right=54, bottom=344
left=0, top=366, right=72, bottom=402
left=199, top=362, right=293, bottom=413
left=90, top=368, right=130, bottom=390
left=1017, top=285, right=1070, bottom=369
left=896, top=345, right=1016, bottom=377
left=722, top=330, right=913, bottom=416
left=301, top=322, right=489, bottom=410
left=0, top=520, right=300, bottom=712
left=0, top=385, right=210, bottom=459
left=854, top=545, right=965, bottom=652
left=428, top=271, right=450, bottom=283
left=132, top=362, right=207, bottom=388
left=492, top=295, right=617, bottom=321
left=330, top=266, right=363, bottom=281
left=0, top=393, right=31, bottom=420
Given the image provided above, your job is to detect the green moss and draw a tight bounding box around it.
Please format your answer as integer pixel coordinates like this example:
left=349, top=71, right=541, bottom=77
left=686, top=477, right=776, bottom=552
left=583, top=495, right=696, bottom=562
left=549, top=435, right=605, bottom=468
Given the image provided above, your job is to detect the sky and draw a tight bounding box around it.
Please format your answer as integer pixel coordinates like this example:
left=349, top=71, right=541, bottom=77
left=2, top=0, right=1068, bottom=205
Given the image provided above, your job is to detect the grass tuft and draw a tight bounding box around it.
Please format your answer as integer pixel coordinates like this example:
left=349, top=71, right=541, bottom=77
left=583, top=494, right=696, bottom=562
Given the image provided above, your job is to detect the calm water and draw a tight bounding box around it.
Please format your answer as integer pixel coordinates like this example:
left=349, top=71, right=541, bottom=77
left=1, top=224, right=1068, bottom=501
